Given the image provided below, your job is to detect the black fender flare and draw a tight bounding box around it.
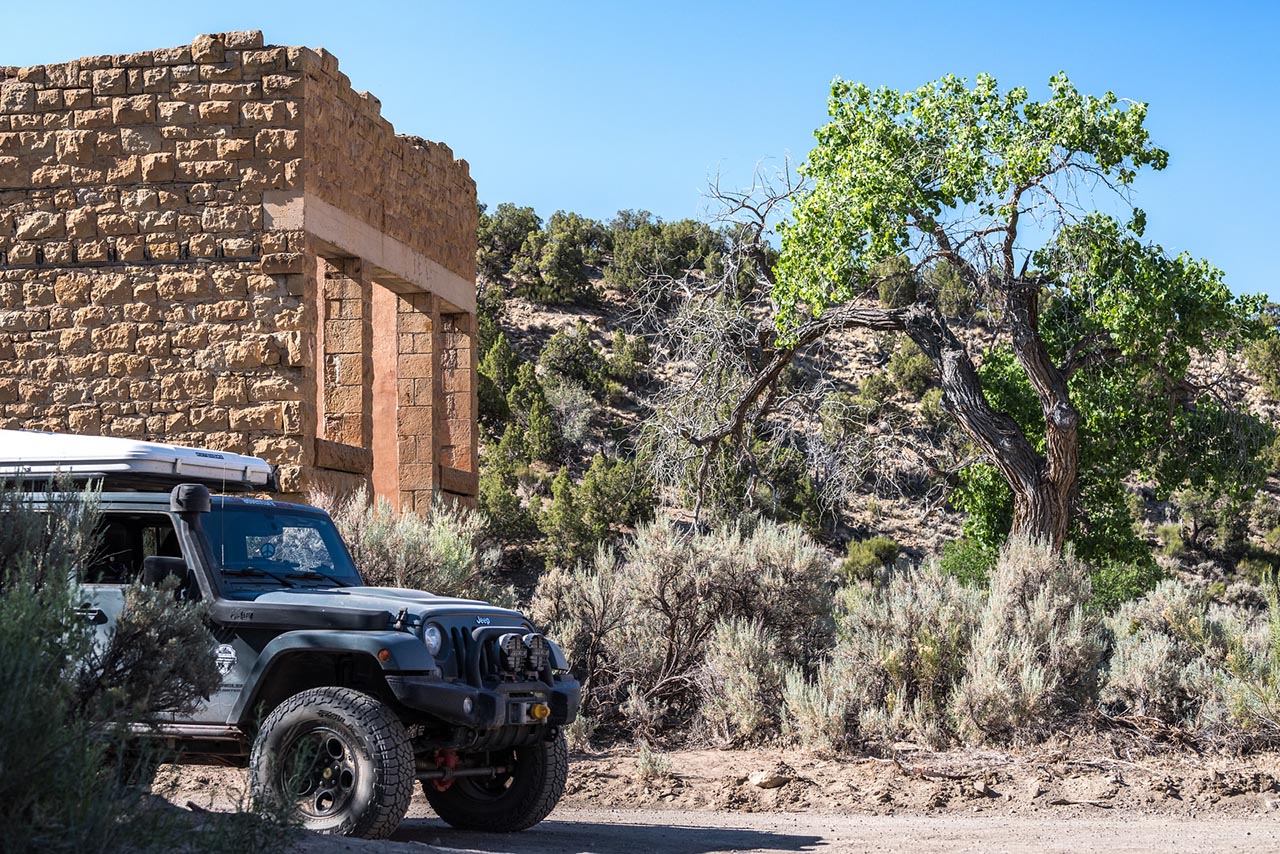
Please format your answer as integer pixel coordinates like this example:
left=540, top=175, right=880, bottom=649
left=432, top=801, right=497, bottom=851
left=228, top=630, right=435, bottom=725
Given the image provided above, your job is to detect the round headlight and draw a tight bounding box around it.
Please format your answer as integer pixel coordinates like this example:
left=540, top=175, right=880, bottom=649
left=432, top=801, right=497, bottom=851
left=423, top=624, right=443, bottom=656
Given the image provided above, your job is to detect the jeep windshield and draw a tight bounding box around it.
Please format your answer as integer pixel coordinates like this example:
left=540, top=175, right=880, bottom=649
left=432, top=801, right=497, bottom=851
left=206, top=504, right=363, bottom=588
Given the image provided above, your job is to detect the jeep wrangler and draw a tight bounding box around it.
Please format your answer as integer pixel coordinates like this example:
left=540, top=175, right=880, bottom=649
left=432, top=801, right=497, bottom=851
left=9, top=434, right=579, bottom=840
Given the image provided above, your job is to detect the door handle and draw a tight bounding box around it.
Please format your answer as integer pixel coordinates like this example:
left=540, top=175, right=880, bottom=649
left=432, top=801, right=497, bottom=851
left=76, top=606, right=108, bottom=625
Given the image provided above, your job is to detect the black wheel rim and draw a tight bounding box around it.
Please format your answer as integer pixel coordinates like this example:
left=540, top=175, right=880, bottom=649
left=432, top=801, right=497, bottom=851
left=280, top=725, right=359, bottom=820
left=455, top=749, right=517, bottom=801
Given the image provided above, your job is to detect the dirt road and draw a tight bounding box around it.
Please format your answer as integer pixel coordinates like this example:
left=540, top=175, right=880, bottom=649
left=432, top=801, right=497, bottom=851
left=388, top=807, right=1275, bottom=854
left=165, top=746, right=1280, bottom=854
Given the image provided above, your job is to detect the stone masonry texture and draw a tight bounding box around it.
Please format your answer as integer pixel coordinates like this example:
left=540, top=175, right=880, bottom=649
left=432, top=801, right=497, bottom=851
left=0, top=31, right=479, bottom=510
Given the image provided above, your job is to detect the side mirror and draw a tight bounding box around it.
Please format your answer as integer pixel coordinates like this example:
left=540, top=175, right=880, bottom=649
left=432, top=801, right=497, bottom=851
left=142, top=556, right=188, bottom=587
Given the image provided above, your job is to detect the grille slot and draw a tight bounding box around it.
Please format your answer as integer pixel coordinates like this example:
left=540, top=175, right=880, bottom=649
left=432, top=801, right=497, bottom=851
left=448, top=626, right=472, bottom=677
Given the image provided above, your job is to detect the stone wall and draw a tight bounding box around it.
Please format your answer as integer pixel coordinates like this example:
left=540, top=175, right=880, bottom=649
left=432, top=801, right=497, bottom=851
left=0, top=32, right=478, bottom=507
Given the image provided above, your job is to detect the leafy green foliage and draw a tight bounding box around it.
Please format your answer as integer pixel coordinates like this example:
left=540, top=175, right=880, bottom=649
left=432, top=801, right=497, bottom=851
left=578, top=454, right=656, bottom=543
left=606, top=330, right=651, bottom=385
left=1244, top=311, right=1280, bottom=396
left=536, top=456, right=656, bottom=569
left=478, top=428, right=535, bottom=538
left=606, top=210, right=727, bottom=294
left=539, top=321, right=605, bottom=391
left=875, top=255, right=917, bottom=307
left=1089, top=558, right=1163, bottom=613
left=512, top=211, right=606, bottom=304
left=526, top=397, right=560, bottom=463
left=538, top=467, right=590, bottom=568
left=887, top=338, right=934, bottom=398
left=475, top=279, right=507, bottom=356
left=924, top=261, right=973, bottom=317
left=477, top=202, right=541, bottom=283
left=480, top=332, right=518, bottom=393
left=840, top=536, right=900, bottom=581
left=939, top=536, right=998, bottom=588
left=777, top=72, right=1169, bottom=319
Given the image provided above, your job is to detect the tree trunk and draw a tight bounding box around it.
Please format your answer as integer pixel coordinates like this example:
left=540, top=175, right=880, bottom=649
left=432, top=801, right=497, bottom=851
left=901, top=301, right=1079, bottom=553
left=1009, top=476, right=1073, bottom=550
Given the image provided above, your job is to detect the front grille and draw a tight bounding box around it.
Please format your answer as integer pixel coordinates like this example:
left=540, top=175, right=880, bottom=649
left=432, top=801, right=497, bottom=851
left=433, top=617, right=551, bottom=686
left=438, top=619, right=520, bottom=684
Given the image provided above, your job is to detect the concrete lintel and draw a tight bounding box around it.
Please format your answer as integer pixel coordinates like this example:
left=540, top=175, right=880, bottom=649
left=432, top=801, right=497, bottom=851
left=263, top=190, right=475, bottom=314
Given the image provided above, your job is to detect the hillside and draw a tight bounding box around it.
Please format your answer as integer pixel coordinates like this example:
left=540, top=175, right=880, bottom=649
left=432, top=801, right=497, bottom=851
left=482, top=265, right=1280, bottom=594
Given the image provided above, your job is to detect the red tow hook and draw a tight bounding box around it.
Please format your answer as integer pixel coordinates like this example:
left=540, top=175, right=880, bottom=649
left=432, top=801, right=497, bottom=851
left=432, top=748, right=459, bottom=792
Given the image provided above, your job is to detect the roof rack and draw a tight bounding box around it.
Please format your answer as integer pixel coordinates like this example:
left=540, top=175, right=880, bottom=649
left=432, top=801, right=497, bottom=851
left=0, top=429, right=278, bottom=493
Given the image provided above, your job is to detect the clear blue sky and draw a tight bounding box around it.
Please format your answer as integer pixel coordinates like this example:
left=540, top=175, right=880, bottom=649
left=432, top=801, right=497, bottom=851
left=2, top=1, right=1276, bottom=298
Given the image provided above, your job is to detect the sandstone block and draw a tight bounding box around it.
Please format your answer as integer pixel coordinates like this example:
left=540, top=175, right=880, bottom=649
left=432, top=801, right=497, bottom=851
left=197, top=100, right=237, bottom=124
left=230, top=403, right=282, bottom=432
left=65, top=209, right=96, bottom=238
left=158, top=101, right=196, bottom=125
left=177, top=159, right=235, bottom=181
left=15, top=212, right=64, bottom=240
left=116, top=235, right=146, bottom=261
left=119, top=126, right=164, bottom=154
left=140, top=152, right=175, bottom=182
left=68, top=408, right=102, bottom=433
left=221, top=237, right=253, bottom=257
left=63, top=88, right=92, bottom=109
left=92, top=68, right=127, bottom=95
left=260, top=252, right=302, bottom=274
left=0, top=82, right=36, bottom=114
left=36, top=89, right=63, bottom=111
left=55, top=130, right=95, bottom=164
left=254, top=128, right=298, bottom=156
left=97, top=213, right=137, bottom=236
left=191, top=34, right=226, bottom=64
left=224, top=30, right=265, bottom=50
left=214, top=375, right=247, bottom=405
left=240, top=100, right=294, bottom=126
left=111, top=95, right=155, bottom=125
left=142, top=67, right=171, bottom=92
left=78, top=240, right=110, bottom=262
left=243, top=49, right=287, bottom=76
left=74, top=107, right=112, bottom=128
left=201, top=205, right=251, bottom=232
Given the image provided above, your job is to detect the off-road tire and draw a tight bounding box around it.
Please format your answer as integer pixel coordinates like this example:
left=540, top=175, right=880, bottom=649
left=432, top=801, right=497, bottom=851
left=249, top=686, right=414, bottom=839
left=422, top=730, right=569, bottom=832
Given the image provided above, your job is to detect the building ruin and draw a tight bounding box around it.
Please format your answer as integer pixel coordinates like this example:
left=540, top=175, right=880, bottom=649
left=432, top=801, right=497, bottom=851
left=0, top=31, right=479, bottom=510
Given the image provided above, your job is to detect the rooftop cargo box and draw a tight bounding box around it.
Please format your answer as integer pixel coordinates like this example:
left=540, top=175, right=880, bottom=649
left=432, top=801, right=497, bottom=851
left=0, top=430, right=277, bottom=493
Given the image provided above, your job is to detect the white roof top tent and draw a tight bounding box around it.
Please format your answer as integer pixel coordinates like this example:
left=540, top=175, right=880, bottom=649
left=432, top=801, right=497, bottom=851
left=0, top=429, right=277, bottom=493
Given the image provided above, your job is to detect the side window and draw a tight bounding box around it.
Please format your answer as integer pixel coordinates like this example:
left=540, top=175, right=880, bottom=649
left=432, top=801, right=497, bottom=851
left=83, top=513, right=183, bottom=585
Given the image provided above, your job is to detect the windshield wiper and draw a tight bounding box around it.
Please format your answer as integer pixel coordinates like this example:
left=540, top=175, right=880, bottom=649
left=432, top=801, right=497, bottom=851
left=286, top=567, right=350, bottom=588
left=221, top=566, right=297, bottom=587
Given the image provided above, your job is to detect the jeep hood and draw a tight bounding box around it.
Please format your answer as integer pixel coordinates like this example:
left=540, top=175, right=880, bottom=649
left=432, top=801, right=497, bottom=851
left=232, top=586, right=528, bottom=624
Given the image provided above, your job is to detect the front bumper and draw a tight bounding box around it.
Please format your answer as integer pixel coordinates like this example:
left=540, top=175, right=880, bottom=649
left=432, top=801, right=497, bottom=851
left=384, top=673, right=581, bottom=730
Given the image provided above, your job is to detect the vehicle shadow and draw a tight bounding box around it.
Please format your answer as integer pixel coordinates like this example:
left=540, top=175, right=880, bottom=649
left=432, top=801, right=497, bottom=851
left=393, top=816, right=824, bottom=854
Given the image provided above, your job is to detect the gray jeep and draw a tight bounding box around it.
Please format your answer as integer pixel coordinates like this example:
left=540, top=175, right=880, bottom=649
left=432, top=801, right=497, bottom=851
left=41, top=481, right=579, bottom=839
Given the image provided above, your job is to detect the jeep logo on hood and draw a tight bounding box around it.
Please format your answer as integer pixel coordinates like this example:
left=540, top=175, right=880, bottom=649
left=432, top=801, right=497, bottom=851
left=476, top=616, right=491, bottom=625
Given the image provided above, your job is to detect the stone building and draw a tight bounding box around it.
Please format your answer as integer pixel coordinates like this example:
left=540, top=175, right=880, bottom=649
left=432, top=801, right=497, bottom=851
left=0, top=31, right=479, bottom=510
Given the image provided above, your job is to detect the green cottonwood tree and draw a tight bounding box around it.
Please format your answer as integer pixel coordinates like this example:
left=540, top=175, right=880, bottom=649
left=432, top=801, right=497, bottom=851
left=717, top=74, right=1268, bottom=551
